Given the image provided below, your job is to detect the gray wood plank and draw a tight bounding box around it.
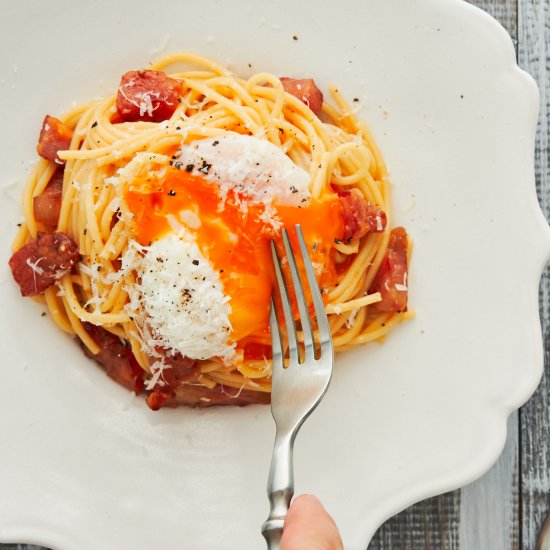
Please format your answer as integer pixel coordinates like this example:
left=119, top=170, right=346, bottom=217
left=459, top=414, right=520, bottom=550
left=368, top=492, right=461, bottom=549
left=518, top=1, right=550, bottom=549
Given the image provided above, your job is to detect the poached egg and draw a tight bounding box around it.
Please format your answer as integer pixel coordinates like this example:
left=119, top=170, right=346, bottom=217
left=122, top=133, right=343, bottom=363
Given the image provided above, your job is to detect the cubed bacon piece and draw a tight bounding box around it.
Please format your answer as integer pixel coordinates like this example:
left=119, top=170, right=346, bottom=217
left=280, top=77, right=323, bottom=115
left=145, top=352, right=200, bottom=410
left=339, top=188, right=387, bottom=243
left=81, top=323, right=144, bottom=394
left=37, top=115, right=73, bottom=163
left=370, top=227, right=409, bottom=312
left=161, top=352, right=201, bottom=385
left=116, top=70, right=181, bottom=122
left=147, top=382, right=270, bottom=410
left=8, top=232, right=80, bottom=297
left=33, top=169, right=64, bottom=227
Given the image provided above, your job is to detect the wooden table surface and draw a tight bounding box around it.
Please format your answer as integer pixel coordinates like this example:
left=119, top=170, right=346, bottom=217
left=2, top=1, right=548, bottom=549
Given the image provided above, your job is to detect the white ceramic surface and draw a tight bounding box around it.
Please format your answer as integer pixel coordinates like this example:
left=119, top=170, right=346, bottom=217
left=1, top=1, right=549, bottom=549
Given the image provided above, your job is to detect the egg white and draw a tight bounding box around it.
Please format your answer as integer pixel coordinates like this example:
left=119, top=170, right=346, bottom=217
left=176, top=133, right=311, bottom=208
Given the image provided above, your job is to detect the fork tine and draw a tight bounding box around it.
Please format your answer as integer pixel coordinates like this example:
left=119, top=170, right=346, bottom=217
left=269, top=297, right=284, bottom=373
left=270, top=241, right=300, bottom=366
left=281, top=228, right=315, bottom=360
left=295, top=224, right=332, bottom=354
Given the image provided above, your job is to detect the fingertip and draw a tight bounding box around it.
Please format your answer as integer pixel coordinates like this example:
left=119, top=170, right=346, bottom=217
left=281, top=494, right=343, bottom=550
left=286, top=494, right=326, bottom=522
left=293, top=493, right=322, bottom=507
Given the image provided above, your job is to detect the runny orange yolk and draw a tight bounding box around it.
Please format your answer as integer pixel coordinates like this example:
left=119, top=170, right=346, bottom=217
left=123, top=167, right=344, bottom=344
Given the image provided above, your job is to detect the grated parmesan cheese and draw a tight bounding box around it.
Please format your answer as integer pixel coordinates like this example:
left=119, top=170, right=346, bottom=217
left=123, top=234, right=235, bottom=362
left=26, top=257, right=45, bottom=275
left=55, top=280, right=65, bottom=297
left=346, top=308, right=359, bottom=329
left=395, top=272, right=408, bottom=292
left=79, top=261, right=106, bottom=313
left=117, top=84, right=161, bottom=118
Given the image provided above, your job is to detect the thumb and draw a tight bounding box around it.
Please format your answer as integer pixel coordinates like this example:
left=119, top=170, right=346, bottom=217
left=280, top=494, right=343, bottom=550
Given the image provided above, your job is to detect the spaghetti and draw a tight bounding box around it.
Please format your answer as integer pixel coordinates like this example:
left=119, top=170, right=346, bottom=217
left=9, top=52, right=412, bottom=409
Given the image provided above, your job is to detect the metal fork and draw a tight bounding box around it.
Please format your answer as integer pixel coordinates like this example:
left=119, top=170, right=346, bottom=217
left=261, top=224, right=334, bottom=549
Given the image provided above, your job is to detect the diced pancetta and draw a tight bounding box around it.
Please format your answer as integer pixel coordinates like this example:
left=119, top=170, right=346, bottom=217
left=81, top=323, right=144, bottom=394
left=370, top=227, right=409, bottom=312
left=339, top=189, right=387, bottom=243
left=9, top=232, right=80, bottom=296
left=37, top=115, right=73, bottom=163
left=33, top=169, right=63, bottom=227
left=116, top=70, right=181, bottom=122
left=280, top=77, right=323, bottom=115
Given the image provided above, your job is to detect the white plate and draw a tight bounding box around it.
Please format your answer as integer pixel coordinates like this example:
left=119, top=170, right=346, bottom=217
left=1, top=1, right=549, bottom=548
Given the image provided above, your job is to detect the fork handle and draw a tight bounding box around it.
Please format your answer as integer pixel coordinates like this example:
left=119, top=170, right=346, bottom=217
left=261, top=432, right=295, bottom=549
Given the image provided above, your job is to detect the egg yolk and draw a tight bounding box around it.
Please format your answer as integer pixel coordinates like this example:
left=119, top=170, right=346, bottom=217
left=123, top=167, right=343, bottom=345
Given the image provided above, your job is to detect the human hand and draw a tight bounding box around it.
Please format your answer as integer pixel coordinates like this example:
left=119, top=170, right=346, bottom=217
left=280, top=494, right=343, bottom=550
